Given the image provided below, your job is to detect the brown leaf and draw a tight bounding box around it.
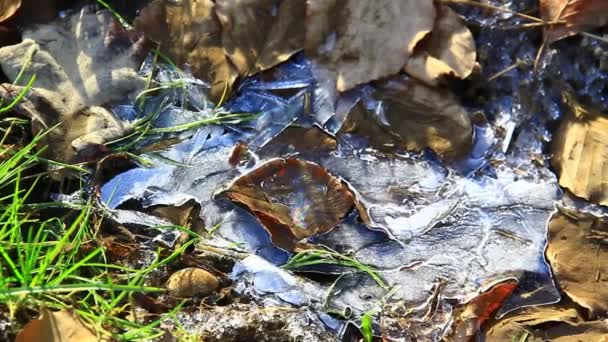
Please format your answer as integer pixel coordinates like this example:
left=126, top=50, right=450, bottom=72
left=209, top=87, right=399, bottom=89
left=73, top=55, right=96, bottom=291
left=372, top=76, right=473, bottom=159
left=16, top=309, right=100, bottom=342
left=0, top=0, right=20, bottom=23
left=404, top=5, right=476, bottom=86
left=0, top=9, right=146, bottom=168
left=485, top=305, right=608, bottom=342
left=551, top=92, right=608, bottom=205
left=215, top=0, right=305, bottom=77
left=166, top=267, right=219, bottom=298
left=226, top=158, right=354, bottom=251
left=258, top=126, right=337, bottom=158
left=134, top=0, right=238, bottom=101
left=305, top=0, right=436, bottom=92
left=451, top=281, right=517, bottom=341
left=546, top=209, right=608, bottom=316
left=540, top=0, right=608, bottom=43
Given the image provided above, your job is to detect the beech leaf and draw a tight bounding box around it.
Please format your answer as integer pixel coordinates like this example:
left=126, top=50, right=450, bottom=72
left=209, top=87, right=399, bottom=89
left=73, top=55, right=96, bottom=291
left=215, top=0, right=305, bottom=77
left=371, top=76, right=473, bottom=159
left=16, top=309, right=100, bottom=342
left=226, top=158, right=355, bottom=251
left=0, top=8, right=145, bottom=167
left=546, top=209, right=608, bottom=316
left=404, top=5, right=477, bottom=86
left=305, top=0, right=436, bottom=92
left=551, top=92, right=608, bottom=205
left=485, top=305, right=608, bottom=341
left=0, top=0, right=20, bottom=23
left=134, top=0, right=238, bottom=101
left=540, top=0, right=608, bottom=43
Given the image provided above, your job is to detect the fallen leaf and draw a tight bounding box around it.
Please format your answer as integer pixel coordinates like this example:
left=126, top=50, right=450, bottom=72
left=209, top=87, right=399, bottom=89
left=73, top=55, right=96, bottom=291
left=337, top=100, right=402, bottom=153
left=404, top=5, right=476, bottom=86
left=215, top=0, right=305, bottom=77
left=540, top=0, right=608, bottom=43
left=485, top=305, right=608, bottom=342
left=372, top=76, right=473, bottom=159
left=546, top=208, right=608, bottom=316
left=0, top=8, right=146, bottom=168
left=148, top=200, right=205, bottom=232
left=0, top=0, right=20, bottom=23
left=258, top=126, right=337, bottom=158
left=166, top=267, right=219, bottom=298
left=226, top=158, right=355, bottom=251
left=450, top=281, right=518, bottom=341
left=551, top=92, right=608, bottom=205
left=16, top=308, right=100, bottom=342
left=305, top=0, right=436, bottom=91
left=134, top=0, right=238, bottom=101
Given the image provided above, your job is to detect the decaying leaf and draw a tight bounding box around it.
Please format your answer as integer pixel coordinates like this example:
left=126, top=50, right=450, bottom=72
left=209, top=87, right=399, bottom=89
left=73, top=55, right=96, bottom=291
left=305, top=0, right=436, bottom=91
left=135, top=0, right=237, bottom=101
left=258, top=126, right=337, bottom=158
left=551, top=93, right=608, bottom=205
left=484, top=305, right=608, bottom=341
left=337, top=101, right=402, bottom=153
left=546, top=208, right=608, bottom=316
left=166, top=267, right=220, bottom=298
left=226, top=158, right=355, bottom=251
left=0, top=0, right=20, bottom=23
left=16, top=309, right=100, bottom=342
left=540, top=0, right=608, bottom=43
left=404, top=5, right=476, bottom=86
left=215, top=0, right=305, bottom=77
left=450, top=281, right=517, bottom=341
left=372, top=76, right=473, bottom=159
left=0, top=8, right=146, bottom=167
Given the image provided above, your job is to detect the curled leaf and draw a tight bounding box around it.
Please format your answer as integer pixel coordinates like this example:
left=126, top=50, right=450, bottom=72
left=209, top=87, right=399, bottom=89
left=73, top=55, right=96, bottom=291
left=215, top=0, right=305, bottom=77
left=226, top=158, right=355, bottom=251
left=0, top=0, right=20, bottom=23
left=404, top=5, right=476, bottom=86
left=551, top=93, right=608, bottom=205
left=541, top=0, right=608, bottom=43
left=546, top=209, right=608, bottom=316
left=305, top=0, right=436, bottom=91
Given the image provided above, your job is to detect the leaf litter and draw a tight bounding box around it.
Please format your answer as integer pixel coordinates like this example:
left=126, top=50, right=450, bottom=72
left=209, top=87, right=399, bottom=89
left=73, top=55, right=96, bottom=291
left=1, top=0, right=608, bottom=341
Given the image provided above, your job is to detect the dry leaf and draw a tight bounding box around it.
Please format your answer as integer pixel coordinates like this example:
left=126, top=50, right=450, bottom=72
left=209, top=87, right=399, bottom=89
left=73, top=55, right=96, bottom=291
left=0, top=0, right=20, bottom=23
left=0, top=8, right=146, bottom=167
left=215, top=0, right=305, bottom=77
left=540, top=0, right=608, bottom=43
left=404, top=5, right=476, bottom=86
left=450, top=281, right=517, bottom=341
left=551, top=93, right=608, bottom=205
left=166, top=267, right=219, bottom=298
left=373, top=76, right=473, bottom=159
left=305, top=0, right=436, bottom=92
left=546, top=209, right=608, bottom=316
left=134, top=0, right=238, bottom=101
left=16, top=309, right=100, bottom=342
left=485, top=305, right=608, bottom=342
left=226, top=158, right=355, bottom=251
left=258, top=126, right=337, bottom=158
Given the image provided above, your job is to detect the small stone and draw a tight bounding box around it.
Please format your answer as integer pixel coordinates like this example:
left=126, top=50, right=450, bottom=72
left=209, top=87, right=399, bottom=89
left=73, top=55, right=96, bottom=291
left=166, top=268, right=219, bottom=298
